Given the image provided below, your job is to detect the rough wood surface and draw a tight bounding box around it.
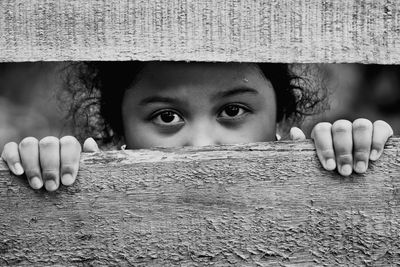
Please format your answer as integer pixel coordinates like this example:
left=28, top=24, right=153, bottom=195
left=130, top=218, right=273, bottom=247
left=1, top=138, right=400, bottom=266
left=1, top=0, right=400, bottom=63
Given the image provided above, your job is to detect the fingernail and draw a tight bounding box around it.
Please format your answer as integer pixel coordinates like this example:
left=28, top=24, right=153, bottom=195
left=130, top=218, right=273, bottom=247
left=340, top=164, right=352, bottom=176
left=45, top=180, right=57, bottom=191
left=325, top=159, right=336, bottom=170
left=355, top=161, right=366, bottom=173
left=62, top=174, right=74, bottom=186
left=13, top=163, right=24, bottom=175
left=370, top=149, right=380, bottom=161
left=30, top=177, right=43, bottom=189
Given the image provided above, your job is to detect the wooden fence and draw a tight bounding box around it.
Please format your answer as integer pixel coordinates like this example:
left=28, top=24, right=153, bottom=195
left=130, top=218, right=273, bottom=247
left=1, top=0, right=400, bottom=63
left=2, top=139, right=400, bottom=265
left=1, top=0, right=400, bottom=266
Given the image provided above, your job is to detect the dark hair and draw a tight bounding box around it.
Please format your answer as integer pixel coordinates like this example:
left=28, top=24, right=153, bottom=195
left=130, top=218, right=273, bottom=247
left=62, top=61, right=326, bottom=147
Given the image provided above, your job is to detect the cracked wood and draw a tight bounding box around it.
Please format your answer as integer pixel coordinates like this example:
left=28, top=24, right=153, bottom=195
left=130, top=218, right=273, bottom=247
left=1, top=138, right=400, bottom=266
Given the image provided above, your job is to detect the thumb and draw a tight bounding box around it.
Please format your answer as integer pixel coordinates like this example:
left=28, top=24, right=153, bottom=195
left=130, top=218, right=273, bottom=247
left=289, top=127, right=306, bottom=140
left=83, top=137, right=100, bottom=152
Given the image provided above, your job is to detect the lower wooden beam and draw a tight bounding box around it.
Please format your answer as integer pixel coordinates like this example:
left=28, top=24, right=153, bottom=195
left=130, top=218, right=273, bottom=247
left=1, top=138, right=400, bottom=265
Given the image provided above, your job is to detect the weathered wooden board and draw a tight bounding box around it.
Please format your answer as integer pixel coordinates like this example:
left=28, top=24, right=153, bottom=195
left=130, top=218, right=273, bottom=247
left=1, top=138, right=400, bottom=266
left=0, top=0, right=400, bottom=63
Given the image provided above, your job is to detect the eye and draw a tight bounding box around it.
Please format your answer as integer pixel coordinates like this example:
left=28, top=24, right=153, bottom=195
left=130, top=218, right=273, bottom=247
left=152, top=110, right=184, bottom=126
left=219, top=104, right=249, bottom=119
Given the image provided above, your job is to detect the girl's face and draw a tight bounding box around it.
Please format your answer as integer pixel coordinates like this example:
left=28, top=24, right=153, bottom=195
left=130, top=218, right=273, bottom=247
left=122, top=62, right=277, bottom=149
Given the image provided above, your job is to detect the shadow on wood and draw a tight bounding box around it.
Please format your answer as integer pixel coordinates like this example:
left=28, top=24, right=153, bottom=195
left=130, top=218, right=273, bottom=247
left=1, top=138, right=400, bottom=265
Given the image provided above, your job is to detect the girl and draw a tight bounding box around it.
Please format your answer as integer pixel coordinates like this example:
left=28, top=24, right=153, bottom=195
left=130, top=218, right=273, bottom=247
left=1, top=61, right=394, bottom=191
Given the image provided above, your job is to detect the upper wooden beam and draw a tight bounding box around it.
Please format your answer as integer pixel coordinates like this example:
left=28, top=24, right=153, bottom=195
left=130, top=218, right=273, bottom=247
left=1, top=138, right=400, bottom=265
left=0, top=0, right=399, bottom=63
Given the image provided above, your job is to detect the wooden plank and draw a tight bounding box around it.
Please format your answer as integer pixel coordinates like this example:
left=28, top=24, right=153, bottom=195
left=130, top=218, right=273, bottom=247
left=1, top=138, right=400, bottom=265
left=1, top=0, right=400, bottom=63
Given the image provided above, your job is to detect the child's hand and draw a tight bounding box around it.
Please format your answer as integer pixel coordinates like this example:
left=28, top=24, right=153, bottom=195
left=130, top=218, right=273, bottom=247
left=310, top=119, right=393, bottom=176
left=1, top=136, right=99, bottom=191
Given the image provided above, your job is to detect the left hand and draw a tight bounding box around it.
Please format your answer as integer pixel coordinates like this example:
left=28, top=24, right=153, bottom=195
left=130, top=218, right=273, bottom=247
left=289, top=119, right=393, bottom=176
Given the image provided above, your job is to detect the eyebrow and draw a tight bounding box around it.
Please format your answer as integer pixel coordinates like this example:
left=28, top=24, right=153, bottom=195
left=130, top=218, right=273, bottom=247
left=212, top=87, right=259, bottom=99
left=139, top=96, right=183, bottom=106
left=139, top=87, right=259, bottom=106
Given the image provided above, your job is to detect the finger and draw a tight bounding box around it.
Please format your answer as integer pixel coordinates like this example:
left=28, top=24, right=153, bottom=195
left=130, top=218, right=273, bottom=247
left=311, top=122, right=336, bottom=171
left=370, top=120, right=394, bottom=161
left=18, top=137, right=43, bottom=189
left=83, top=138, right=100, bottom=152
left=1, top=142, right=24, bottom=176
left=352, top=119, right=373, bottom=173
left=60, top=136, right=81, bottom=186
left=39, top=136, right=60, bottom=192
left=332, top=120, right=353, bottom=176
left=289, top=127, right=306, bottom=140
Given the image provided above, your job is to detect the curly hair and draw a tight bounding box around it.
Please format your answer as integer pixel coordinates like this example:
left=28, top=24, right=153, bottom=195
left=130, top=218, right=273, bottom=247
left=61, top=61, right=327, bottom=148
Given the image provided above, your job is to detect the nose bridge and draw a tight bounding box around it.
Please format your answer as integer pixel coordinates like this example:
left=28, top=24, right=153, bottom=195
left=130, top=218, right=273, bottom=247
left=187, top=118, right=218, bottom=147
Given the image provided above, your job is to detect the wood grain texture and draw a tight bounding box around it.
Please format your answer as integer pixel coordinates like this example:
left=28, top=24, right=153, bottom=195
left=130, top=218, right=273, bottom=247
left=1, top=138, right=400, bottom=266
left=1, top=0, right=400, bottom=63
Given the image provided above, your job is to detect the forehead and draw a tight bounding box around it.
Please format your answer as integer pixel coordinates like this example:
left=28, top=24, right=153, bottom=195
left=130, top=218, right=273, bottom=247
left=137, top=62, right=268, bottom=89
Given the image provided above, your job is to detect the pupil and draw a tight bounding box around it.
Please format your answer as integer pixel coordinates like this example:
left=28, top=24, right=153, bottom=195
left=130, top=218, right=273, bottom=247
left=161, top=112, right=174, bottom=122
left=226, top=106, right=239, bottom=116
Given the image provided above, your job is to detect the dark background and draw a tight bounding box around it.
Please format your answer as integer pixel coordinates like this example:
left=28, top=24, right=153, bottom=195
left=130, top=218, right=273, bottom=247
left=0, top=63, right=399, bottom=148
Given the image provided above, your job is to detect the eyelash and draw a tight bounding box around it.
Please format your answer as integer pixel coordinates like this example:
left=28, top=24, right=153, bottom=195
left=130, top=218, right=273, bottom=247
left=150, top=103, right=252, bottom=127
left=150, top=109, right=184, bottom=127
left=217, top=103, right=252, bottom=121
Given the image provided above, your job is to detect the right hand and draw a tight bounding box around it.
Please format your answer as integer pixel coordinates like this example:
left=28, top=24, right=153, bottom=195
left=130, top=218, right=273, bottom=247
left=1, top=136, right=99, bottom=191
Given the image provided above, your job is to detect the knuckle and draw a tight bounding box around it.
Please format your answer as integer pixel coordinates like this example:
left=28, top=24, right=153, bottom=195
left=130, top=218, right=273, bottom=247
left=354, top=151, right=369, bottom=160
left=60, top=135, right=79, bottom=147
left=5, top=154, right=19, bottom=163
left=41, top=170, right=59, bottom=181
left=336, top=154, right=353, bottom=163
left=24, top=169, right=41, bottom=178
left=320, top=149, right=335, bottom=159
left=332, top=120, right=352, bottom=133
left=372, top=140, right=385, bottom=149
left=19, top=137, right=38, bottom=149
left=374, top=120, right=393, bottom=135
left=353, top=148, right=370, bottom=154
left=312, top=122, right=332, bottom=136
left=353, top=118, right=372, bottom=131
left=373, top=120, right=388, bottom=127
left=2, top=142, right=18, bottom=157
left=3, top=141, right=17, bottom=151
left=39, top=136, right=59, bottom=148
left=61, top=164, right=76, bottom=174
